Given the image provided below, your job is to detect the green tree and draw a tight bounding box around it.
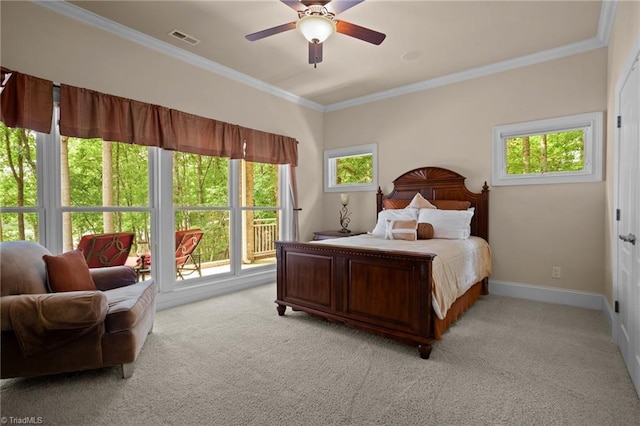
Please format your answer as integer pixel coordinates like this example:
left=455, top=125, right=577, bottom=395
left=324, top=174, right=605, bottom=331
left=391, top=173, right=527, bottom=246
left=0, top=125, right=37, bottom=241
left=506, top=130, right=584, bottom=175
left=336, top=154, right=373, bottom=184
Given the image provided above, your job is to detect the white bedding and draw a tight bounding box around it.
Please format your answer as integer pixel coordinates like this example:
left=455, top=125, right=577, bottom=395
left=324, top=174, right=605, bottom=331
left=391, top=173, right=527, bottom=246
left=311, top=234, right=491, bottom=320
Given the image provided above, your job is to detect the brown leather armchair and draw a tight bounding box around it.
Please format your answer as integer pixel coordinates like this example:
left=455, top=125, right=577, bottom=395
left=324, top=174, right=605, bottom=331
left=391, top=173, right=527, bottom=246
left=0, top=240, right=156, bottom=379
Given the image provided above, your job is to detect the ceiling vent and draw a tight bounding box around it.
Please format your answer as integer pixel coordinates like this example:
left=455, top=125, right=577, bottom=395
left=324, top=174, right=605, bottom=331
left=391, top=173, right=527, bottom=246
left=168, top=29, right=201, bottom=46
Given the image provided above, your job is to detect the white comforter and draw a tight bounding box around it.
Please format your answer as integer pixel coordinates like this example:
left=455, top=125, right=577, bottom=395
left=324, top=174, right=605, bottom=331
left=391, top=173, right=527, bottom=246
left=312, top=234, right=491, bottom=319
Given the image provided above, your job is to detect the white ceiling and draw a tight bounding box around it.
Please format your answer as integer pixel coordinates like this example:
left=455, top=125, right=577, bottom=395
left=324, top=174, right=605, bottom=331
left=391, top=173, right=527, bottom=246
left=56, top=1, right=609, bottom=110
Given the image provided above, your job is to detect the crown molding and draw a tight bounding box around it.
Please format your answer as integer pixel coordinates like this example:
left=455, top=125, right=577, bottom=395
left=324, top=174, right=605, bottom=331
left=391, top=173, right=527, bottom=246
left=324, top=37, right=607, bottom=112
left=32, top=0, right=325, bottom=112
left=597, top=0, right=618, bottom=44
left=35, top=0, right=618, bottom=113
left=326, top=0, right=617, bottom=111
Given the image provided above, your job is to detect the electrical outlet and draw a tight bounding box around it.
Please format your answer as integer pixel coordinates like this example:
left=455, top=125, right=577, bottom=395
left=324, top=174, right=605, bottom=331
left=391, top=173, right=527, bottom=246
left=552, top=266, right=561, bottom=279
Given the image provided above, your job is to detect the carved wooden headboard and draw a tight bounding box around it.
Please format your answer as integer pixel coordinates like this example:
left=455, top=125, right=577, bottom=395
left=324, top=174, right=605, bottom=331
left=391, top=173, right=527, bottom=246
left=376, top=167, right=490, bottom=241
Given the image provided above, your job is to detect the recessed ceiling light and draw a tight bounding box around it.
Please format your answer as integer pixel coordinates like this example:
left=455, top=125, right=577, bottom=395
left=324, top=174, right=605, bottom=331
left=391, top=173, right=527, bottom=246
left=401, top=50, right=423, bottom=61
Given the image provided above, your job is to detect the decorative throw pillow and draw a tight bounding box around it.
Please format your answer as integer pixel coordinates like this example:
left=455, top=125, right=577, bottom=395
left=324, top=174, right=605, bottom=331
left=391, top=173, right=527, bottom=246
left=408, top=193, right=437, bottom=209
left=417, top=222, right=434, bottom=240
left=385, top=219, right=417, bottom=241
left=430, top=200, right=472, bottom=210
left=43, top=249, right=96, bottom=292
left=418, top=208, right=474, bottom=239
left=371, top=209, right=418, bottom=237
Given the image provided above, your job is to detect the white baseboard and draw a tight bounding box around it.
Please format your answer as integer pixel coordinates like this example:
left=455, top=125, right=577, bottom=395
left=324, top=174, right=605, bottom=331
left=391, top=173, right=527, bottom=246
left=489, top=280, right=618, bottom=340
left=488, top=279, right=605, bottom=311
left=602, top=296, right=617, bottom=340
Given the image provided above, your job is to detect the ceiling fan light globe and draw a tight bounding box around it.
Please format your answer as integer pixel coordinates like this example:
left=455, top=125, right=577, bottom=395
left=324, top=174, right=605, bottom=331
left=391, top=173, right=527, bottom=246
left=296, top=15, right=336, bottom=43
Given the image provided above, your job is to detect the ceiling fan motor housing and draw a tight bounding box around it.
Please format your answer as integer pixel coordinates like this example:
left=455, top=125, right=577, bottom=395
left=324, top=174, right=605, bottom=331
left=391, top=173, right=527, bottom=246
left=299, top=5, right=335, bottom=19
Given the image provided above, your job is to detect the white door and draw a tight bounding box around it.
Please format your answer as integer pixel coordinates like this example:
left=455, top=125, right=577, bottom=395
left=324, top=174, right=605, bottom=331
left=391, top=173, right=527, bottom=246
left=617, top=52, right=640, bottom=398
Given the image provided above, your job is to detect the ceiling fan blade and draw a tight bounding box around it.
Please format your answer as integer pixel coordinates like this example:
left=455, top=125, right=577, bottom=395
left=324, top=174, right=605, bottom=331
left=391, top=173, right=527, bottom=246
left=309, top=42, right=323, bottom=66
left=284, top=1, right=345, bottom=12
left=335, top=20, right=386, bottom=45
left=280, top=1, right=311, bottom=12
left=325, top=0, right=365, bottom=15
left=280, top=0, right=362, bottom=15
left=245, top=22, right=297, bottom=41
left=301, top=1, right=332, bottom=8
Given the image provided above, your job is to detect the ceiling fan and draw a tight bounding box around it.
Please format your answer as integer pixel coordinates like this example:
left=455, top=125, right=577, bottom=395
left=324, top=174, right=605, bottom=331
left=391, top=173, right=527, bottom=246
left=245, top=0, right=386, bottom=68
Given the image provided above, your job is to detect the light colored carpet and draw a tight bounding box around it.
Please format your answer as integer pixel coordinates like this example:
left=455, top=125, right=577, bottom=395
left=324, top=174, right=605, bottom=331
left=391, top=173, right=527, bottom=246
left=1, top=283, right=639, bottom=425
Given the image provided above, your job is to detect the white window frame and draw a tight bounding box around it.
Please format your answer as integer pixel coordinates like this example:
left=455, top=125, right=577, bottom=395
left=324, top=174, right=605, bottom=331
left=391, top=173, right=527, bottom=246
left=324, top=143, right=378, bottom=192
left=492, top=112, right=603, bottom=186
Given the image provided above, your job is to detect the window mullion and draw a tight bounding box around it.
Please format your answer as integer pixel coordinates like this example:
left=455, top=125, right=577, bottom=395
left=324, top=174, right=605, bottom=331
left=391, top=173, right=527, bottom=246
left=42, top=107, right=62, bottom=251
left=230, top=159, right=241, bottom=274
left=157, top=148, right=175, bottom=292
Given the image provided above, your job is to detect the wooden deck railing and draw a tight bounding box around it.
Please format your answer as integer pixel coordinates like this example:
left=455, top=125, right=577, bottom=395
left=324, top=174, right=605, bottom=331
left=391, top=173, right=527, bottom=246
left=252, top=218, right=277, bottom=259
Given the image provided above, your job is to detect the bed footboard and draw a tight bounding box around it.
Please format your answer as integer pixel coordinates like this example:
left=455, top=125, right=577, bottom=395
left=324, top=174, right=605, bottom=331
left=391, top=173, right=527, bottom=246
left=275, top=241, right=436, bottom=358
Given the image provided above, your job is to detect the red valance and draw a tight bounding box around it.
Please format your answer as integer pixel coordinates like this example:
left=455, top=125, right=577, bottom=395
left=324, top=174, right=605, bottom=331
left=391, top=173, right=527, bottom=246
left=59, top=83, right=297, bottom=164
left=0, top=68, right=53, bottom=134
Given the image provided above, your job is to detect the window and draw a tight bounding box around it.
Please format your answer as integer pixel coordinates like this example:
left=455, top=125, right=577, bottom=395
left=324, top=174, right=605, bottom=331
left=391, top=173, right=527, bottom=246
left=492, top=112, right=603, bottom=186
left=62, top=137, right=151, bottom=254
left=173, top=152, right=231, bottom=278
left=237, top=160, right=280, bottom=271
left=1, top=112, right=288, bottom=290
left=171, top=154, right=283, bottom=280
left=324, top=143, right=377, bottom=192
left=0, top=124, right=40, bottom=242
left=1, top=77, right=293, bottom=300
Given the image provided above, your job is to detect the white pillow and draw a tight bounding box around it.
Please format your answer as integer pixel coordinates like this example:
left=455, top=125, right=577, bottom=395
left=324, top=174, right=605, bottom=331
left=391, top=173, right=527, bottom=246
left=417, top=208, right=474, bottom=239
left=371, top=209, right=418, bottom=237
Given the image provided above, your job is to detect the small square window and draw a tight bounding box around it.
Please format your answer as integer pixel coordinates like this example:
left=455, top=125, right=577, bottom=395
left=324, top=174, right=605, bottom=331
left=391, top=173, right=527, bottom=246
left=324, top=143, right=378, bottom=192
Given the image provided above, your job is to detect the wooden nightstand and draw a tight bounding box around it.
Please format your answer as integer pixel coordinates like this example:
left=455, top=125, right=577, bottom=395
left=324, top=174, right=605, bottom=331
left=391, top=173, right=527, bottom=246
left=312, top=230, right=367, bottom=241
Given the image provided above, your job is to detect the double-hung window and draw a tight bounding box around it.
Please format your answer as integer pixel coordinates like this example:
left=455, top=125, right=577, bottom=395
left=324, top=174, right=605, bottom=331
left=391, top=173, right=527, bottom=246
left=61, top=136, right=152, bottom=255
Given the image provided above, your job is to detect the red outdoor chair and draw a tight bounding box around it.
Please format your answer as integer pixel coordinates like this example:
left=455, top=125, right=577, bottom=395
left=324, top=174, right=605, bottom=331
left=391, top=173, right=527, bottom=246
left=77, top=232, right=135, bottom=268
left=175, top=229, right=204, bottom=279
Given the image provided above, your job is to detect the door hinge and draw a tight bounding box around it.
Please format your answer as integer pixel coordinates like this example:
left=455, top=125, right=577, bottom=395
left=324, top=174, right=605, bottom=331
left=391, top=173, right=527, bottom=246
left=617, top=116, right=622, bottom=128
left=615, top=300, right=619, bottom=313
left=616, top=209, right=621, bottom=221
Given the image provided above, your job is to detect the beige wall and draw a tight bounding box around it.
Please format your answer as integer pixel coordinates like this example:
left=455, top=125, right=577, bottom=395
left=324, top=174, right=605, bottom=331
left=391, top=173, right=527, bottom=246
left=0, top=1, right=325, bottom=241
left=605, top=2, right=640, bottom=305
left=325, top=49, right=608, bottom=294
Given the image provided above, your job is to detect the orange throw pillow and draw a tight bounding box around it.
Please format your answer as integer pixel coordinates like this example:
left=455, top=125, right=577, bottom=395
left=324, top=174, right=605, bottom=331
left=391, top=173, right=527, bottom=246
left=430, top=200, right=471, bottom=210
left=43, top=249, right=96, bottom=292
left=417, top=223, right=434, bottom=240
left=383, top=199, right=410, bottom=210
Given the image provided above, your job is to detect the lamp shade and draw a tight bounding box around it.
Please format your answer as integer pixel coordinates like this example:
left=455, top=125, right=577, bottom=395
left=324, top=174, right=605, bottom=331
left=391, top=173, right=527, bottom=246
left=296, top=15, right=336, bottom=43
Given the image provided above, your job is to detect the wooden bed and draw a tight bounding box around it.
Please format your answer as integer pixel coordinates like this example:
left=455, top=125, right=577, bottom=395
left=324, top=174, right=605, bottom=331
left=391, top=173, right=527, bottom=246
left=275, top=166, right=490, bottom=358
